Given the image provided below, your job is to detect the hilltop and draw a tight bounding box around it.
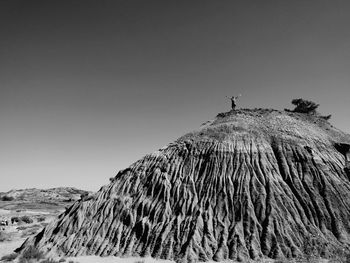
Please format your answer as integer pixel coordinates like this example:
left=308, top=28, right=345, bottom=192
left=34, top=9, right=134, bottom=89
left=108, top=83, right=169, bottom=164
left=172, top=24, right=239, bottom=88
left=180, top=108, right=350, bottom=145
left=17, top=109, right=350, bottom=262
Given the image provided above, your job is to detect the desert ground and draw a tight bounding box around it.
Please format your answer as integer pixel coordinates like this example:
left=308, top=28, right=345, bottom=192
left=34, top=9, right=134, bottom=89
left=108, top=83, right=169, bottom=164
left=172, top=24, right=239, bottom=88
left=0, top=195, right=62, bottom=256
left=0, top=189, right=177, bottom=263
left=0, top=188, right=78, bottom=262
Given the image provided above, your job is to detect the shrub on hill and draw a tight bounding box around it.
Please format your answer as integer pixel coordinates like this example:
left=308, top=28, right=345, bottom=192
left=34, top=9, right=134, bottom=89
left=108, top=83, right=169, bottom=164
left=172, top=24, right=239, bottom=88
left=285, top=98, right=331, bottom=120
left=1, top=195, right=14, bottom=201
left=11, top=216, right=19, bottom=224
left=289, top=98, right=319, bottom=114
left=20, top=215, right=33, bottom=224
left=37, top=216, right=46, bottom=222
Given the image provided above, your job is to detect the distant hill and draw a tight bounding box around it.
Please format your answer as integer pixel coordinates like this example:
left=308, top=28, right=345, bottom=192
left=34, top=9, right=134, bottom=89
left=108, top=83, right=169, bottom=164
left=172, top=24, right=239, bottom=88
left=0, top=187, right=90, bottom=213
left=0, top=187, right=89, bottom=202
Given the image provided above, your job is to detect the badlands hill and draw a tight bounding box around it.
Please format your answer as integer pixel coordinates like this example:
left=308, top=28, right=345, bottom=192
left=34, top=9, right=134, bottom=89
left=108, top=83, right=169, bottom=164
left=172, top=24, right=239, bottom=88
left=19, top=109, right=350, bottom=262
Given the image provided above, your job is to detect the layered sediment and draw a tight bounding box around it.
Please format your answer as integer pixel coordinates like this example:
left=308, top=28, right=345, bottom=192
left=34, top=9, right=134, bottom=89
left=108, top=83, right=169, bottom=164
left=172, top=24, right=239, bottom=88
left=19, top=109, right=350, bottom=262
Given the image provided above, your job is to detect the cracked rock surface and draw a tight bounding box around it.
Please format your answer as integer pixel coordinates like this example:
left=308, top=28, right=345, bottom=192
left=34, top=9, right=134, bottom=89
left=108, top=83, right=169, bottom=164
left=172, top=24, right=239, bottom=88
left=19, top=109, right=350, bottom=262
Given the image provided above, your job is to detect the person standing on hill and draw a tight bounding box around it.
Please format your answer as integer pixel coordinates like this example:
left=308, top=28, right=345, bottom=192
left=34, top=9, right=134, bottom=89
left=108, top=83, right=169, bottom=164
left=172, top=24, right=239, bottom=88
left=227, top=94, right=241, bottom=110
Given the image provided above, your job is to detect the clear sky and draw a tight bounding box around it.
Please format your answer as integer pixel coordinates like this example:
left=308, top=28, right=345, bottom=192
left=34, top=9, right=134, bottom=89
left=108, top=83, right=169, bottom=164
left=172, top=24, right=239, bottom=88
left=1, top=0, right=349, bottom=192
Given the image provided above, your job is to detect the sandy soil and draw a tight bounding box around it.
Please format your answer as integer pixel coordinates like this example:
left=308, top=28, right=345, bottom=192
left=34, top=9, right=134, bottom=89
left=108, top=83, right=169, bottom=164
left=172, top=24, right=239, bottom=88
left=0, top=238, right=25, bottom=258
left=0, top=207, right=53, bottom=260
left=0, top=209, right=11, bottom=215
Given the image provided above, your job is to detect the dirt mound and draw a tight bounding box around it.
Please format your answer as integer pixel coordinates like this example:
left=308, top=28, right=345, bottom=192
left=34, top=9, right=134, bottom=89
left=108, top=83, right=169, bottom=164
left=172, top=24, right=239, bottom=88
left=18, top=109, right=350, bottom=262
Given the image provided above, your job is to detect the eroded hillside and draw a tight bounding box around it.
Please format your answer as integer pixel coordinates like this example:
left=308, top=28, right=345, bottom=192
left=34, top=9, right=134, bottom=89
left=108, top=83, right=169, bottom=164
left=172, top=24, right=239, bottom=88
left=18, top=109, right=350, bottom=262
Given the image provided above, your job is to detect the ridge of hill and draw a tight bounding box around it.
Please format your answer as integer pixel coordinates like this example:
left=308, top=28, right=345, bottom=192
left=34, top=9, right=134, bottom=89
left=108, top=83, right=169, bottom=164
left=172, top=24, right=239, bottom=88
left=0, top=187, right=90, bottom=214
left=18, top=109, right=350, bottom=262
left=0, top=187, right=89, bottom=202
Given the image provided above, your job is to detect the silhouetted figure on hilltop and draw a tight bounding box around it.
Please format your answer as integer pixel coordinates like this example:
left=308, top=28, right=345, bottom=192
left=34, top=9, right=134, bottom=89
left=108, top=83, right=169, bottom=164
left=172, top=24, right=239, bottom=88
left=227, top=95, right=241, bottom=110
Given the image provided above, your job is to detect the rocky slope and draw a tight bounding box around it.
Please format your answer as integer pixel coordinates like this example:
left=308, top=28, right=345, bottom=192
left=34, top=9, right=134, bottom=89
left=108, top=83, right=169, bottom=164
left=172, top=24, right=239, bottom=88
left=18, top=109, right=350, bottom=262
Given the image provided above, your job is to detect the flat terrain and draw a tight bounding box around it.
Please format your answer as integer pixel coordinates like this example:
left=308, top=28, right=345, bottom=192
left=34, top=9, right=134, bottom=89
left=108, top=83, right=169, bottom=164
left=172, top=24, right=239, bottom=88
left=0, top=187, right=88, bottom=260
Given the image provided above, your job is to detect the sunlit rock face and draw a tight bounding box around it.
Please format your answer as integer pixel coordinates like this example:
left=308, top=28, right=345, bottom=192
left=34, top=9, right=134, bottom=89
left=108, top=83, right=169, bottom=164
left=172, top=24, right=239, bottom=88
left=19, top=109, right=350, bottom=262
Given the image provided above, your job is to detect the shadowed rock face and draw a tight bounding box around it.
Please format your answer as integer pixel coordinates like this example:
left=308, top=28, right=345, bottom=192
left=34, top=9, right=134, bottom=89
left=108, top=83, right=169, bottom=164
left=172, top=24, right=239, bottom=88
left=19, top=109, right=350, bottom=262
left=334, top=142, right=350, bottom=173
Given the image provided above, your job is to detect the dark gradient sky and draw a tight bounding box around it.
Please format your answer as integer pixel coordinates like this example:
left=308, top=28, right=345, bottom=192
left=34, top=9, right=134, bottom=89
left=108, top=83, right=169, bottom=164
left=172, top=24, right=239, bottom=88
left=1, top=0, right=350, bottom=192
